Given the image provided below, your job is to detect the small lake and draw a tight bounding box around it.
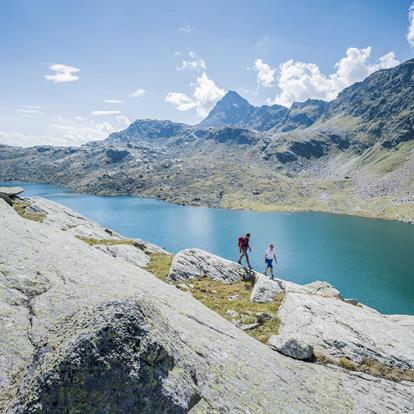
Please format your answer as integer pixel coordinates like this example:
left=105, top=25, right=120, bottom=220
left=3, top=181, right=414, bottom=315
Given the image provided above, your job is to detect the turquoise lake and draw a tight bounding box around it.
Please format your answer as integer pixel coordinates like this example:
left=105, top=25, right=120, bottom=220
left=3, top=181, right=414, bottom=315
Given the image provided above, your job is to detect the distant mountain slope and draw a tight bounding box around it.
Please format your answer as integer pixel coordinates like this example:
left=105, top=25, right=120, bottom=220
left=275, top=99, right=327, bottom=132
left=0, top=59, right=413, bottom=222
left=198, top=59, right=414, bottom=147
left=325, top=58, right=414, bottom=147
left=108, top=119, right=190, bottom=143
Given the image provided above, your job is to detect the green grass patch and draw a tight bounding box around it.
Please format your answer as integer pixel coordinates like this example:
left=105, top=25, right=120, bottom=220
left=13, top=202, right=46, bottom=223
left=76, top=236, right=135, bottom=246
left=143, top=255, right=283, bottom=343
left=146, top=253, right=173, bottom=282
left=189, top=277, right=284, bottom=343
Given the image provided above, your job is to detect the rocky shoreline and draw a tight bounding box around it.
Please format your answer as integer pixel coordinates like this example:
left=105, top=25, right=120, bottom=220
left=1, top=189, right=413, bottom=413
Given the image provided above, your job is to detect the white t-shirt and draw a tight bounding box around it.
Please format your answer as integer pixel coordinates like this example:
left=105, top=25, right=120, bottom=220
left=265, top=248, right=275, bottom=260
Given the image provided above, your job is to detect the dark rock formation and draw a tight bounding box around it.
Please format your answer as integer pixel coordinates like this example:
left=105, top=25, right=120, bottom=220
left=11, top=300, right=200, bottom=414
left=106, top=149, right=130, bottom=163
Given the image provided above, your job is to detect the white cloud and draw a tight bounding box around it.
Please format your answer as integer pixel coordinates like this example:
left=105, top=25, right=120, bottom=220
left=44, top=63, right=80, bottom=83
left=178, top=24, right=193, bottom=33
left=165, top=72, right=225, bottom=117
left=193, top=73, right=226, bottom=117
left=253, top=58, right=275, bottom=88
left=116, top=115, right=130, bottom=127
left=104, top=99, right=123, bottom=103
left=178, top=51, right=206, bottom=72
left=165, top=92, right=197, bottom=111
left=57, top=116, right=65, bottom=122
left=51, top=120, right=115, bottom=145
left=91, top=110, right=122, bottom=116
left=0, top=130, right=72, bottom=147
left=75, top=116, right=87, bottom=121
left=128, top=88, right=146, bottom=97
left=16, top=108, right=43, bottom=116
left=272, top=47, right=399, bottom=107
left=407, top=2, right=414, bottom=47
left=0, top=117, right=128, bottom=147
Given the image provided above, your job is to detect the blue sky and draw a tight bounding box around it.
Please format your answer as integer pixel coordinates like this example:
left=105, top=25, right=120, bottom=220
left=1, top=0, right=414, bottom=146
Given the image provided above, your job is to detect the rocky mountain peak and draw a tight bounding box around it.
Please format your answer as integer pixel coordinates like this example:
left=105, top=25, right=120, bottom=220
left=197, top=91, right=255, bottom=128
left=219, top=90, right=251, bottom=106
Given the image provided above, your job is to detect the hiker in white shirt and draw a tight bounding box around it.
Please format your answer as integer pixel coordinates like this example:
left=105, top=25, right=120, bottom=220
left=264, top=244, right=277, bottom=279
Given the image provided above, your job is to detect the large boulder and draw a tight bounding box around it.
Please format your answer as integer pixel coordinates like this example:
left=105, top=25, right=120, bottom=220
left=250, top=274, right=284, bottom=303
left=167, top=248, right=245, bottom=284
left=0, top=186, right=24, bottom=197
left=268, top=336, right=314, bottom=361
left=10, top=299, right=200, bottom=413
left=274, top=291, right=414, bottom=370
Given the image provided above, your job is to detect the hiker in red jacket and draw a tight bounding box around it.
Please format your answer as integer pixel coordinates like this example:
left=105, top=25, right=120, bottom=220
left=238, top=233, right=252, bottom=269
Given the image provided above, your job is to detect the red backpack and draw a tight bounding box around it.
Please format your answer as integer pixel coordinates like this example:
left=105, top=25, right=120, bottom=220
left=238, top=236, right=245, bottom=248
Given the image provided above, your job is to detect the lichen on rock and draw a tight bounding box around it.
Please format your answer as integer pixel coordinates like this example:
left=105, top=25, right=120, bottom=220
left=10, top=299, right=201, bottom=414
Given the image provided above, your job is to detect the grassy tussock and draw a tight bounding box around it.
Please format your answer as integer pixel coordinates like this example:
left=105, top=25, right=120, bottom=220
left=146, top=253, right=173, bottom=282
left=76, top=236, right=135, bottom=246
left=315, top=352, right=414, bottom=382
left=359, top=357, right=414, bottom=382
left=13, top=202, right=46, bottom=223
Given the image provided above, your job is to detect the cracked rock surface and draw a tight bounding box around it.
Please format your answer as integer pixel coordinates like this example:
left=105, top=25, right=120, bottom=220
left=275, top=291, right=414, bottom=370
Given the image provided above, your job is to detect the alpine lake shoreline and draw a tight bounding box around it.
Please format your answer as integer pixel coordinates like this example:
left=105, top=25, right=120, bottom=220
left=2, top=177, right=413, bottom=225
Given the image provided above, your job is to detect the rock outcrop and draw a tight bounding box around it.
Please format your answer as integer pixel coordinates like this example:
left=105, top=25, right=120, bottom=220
left=250, top=274, right=283, bottom=303
left=26, top=197, right=124, bottom=240
left=0, top=186, right=24, bottom=197
left=167, top=248, right=245, bottom=284
left=0, top=186, right=24, bottom=207
left=1, top=197, right=414, bottom=413
left=303, top=280, right=342, bottom=299
left=273, top=291, right=414, bottom=371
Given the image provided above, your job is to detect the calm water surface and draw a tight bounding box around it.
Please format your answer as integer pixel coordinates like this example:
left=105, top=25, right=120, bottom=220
left=3, top=181, right=414, bottom=315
